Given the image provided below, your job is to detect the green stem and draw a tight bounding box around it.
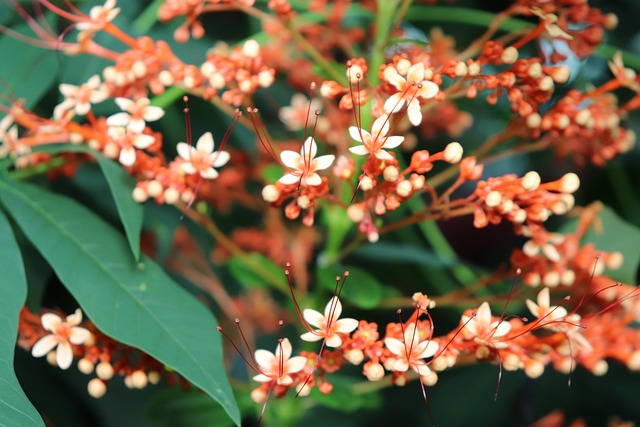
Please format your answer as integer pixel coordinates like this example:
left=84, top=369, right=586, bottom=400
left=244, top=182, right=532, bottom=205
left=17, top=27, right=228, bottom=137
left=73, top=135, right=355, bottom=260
left=131, top=0, right=163, bottom=34
left=369, top=0, right=400, bottom=89
left=8, top=157, right=66, bottom=180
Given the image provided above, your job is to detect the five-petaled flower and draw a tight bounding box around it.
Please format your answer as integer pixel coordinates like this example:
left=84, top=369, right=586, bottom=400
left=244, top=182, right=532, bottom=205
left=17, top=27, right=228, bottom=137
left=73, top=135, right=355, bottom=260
left=279, top=137, right=334, bottom=186
left=76, top=0, right=121, bottom=35
left=348, top=115, right=404, bottom=161
left=107, top=97, right=165, bottom=133
left=253, top=338, right=306, bottom=385
left=177, top=132, right=230, bottom=180
left=54, top=75, right=109, bottom=120
left=107, top=126, right=156, bottom=167
left=526, top=287, right=568, bottom=326
left=300, top=297, right=358, bottom=347
left=384, top=322, right=439, bottom=376
left=383, top=63, right=439, bottom=126
left=461, top=302, right=512, bottom=349
left=31, top=309, right=92, bottom=370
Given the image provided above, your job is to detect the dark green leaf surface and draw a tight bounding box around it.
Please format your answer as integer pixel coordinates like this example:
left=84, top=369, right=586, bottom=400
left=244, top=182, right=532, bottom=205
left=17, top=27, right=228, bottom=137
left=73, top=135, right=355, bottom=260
left=227, top=253, right=287, bottom=289
left=0, top=179, right=240, bottom=426
left=317, top=265, right=383, bottom=309
left=146, top=389, right=235, bottom=427
left=35, top=144, right=143, bottom=261
left=0, top=209, right=45, bottom=427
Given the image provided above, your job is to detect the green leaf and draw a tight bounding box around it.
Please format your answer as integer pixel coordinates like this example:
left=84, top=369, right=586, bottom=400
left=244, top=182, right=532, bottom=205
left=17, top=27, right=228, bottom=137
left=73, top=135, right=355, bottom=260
left=146, top=389, right=234, bottom=427
left=0, top=21, right=60, bottom=110
left=570, top=205, right=640, bottom=284
left=227, top=253, right=287, bottom=290
left=317, top=265, right=383, bottom=309
left=35, top=144, right=143, bottom=261
left=0, top=209, right=45, bottom=427
left=0, top=179, right=240, bottom=426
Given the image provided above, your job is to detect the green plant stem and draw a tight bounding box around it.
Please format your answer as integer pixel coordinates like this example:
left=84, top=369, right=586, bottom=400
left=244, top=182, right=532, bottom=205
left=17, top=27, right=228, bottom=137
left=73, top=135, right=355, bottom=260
left=368, top=0, right=400, bottom=89
left=8, top=157, right=66, bottom=180
left=131, top=0, right=162, bottom=33
left=177, top=204, right=288, bottom=293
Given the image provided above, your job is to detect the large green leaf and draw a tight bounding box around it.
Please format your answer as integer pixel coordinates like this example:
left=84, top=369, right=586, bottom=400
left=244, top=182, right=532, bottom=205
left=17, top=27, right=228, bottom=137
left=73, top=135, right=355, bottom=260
left=146, top=389, right=235, bottom=427
left=0, top=20, right=60, bottom=110
left=317, top=265, right=383, bottom=309
left=35, top=144, right=143, bottom=261
left=561, top=205, right=640, bottom=284
left=0, top=179, right=240, bottom=426
left=0, top=209, right=45, bottom=427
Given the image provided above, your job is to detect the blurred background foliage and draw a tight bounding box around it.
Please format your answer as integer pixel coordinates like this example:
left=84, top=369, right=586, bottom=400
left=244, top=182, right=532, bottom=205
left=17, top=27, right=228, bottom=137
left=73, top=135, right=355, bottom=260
left=1, top=0, right=640, bottom=426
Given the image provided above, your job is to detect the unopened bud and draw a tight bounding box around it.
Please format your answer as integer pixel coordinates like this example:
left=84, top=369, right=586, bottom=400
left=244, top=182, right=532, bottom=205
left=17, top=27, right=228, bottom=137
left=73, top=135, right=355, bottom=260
left=78, top=358, right=94, bottom=375
left=485, top=190, right=502, bottom=208
left=501, top=47, right=519, bottom=64
left=242, top=40, right=260, bottom=58
left=88, top=378, right=107, bottom=398
left=560, top=173, right=580, bottom=193
left=396, top=180, right=412, bottom=198
left=383, top=166, right=399, bottom=182
left=132, top=187, right=148, bottom=203
left=96, top=362, right=114, bottom=380
left=131, top=370, right=148, bottom=389
left=164, top=187, right=180, bottom=205
left=147, top=180, right=163, bottom=197
left=261, top=184, right=279, bottom=203
left=443, top=142, right=463, bottom=163
left=521, top=171, right=541, bottom=191
left=364, top=361, right=385, bottom=381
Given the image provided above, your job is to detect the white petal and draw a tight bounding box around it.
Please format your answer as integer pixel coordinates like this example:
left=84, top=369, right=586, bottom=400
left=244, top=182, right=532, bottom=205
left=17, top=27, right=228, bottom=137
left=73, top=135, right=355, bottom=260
left=66, top=309, right=83, bottom=325
left=493, top=321, right=512, bottom=337
left=285, top=356, right=307, bottom=375
left=349, top=145, right=370, bottom=156
left=41, top=313, right=62, bottom=332
left=384, top=67, right=405, bottom=91
left=114, top=97, right=134, bottom=111
left=403, top=323, right=418, bottom=346
left=526, top=299, right=541, bottom=319
left=477, top=302, right=492, bottom=325
left=302, top=308, right=324, bottom=328
left=276, top=338, right=292, bottom=361
left=212, top=151, right=230, bottom=167
left=381, top=136, right=404, bottom=150
left=393, top=359, right=409, bottom=372
left=300, top=331, right=323, bottom=342
left=180, top=162, right=196, bottom=175
left=537, top=287, right=550, bottom=308
left=143, top=106, right=165, bottom=122
left=176, top=142, right=191, bottom=161
left=371, top=115, right=389, bottom=138
left=133, top=134, right=155, bottom=149
left=69, top=327, right=91, bottom=345
left=87, top=75, right=101, bottom=88
left=252, top=373, right=273, bottom=383
left=384, top=93, right=405, bottom=114
left=407, top=63, right=425, bottom=83
left=325, top=334, right=342, bottom=348
left=196, top=132, right=214, bottom=154
left=324, top=297, right=342, bottom=320
left=59, top=83, right=77, bottom=97
left=407, top=100, right=423, bottom=126
left=278, top=172, right=300, bottom=185
left=334, top=318, right=358, bottom=334
left=254, top=349, right=276, bottom=370
left=348, top=126, right=366, bottom=143
left=277, top=375, right=293, bottom=385
left=312, top=154, right=335, bottom=171
left=128, top=118, right=146, bottom=134
left=200, top=168, right=219, bottom=180
left=304, top=173, right=322, bottom=186
left=106, top=112, right=131, bottom=127
left=280, top=150, right=302, bottom=169
left=384, top=337, right=405, bottom=357
left=414, top=363, right=432, bottom=377
left=374, top=149, right=394, bottom=161
left=301, top=137, right=317, bottom=159
left=56, top=342, right=73, bottom=370
left=75, top=102, right=91, bottom=116
left=31, top=335, right=58, bottom=357
left=418, top=80, right=439, bottom=100
left=417, top=340, right=439, bottom=359
left=119, top=147, right=136, bottom=166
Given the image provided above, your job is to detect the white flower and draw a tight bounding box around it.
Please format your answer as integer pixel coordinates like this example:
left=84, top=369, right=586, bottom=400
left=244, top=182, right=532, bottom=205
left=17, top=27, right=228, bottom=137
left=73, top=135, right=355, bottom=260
left=107, top=97, right=165, bottom=133
left=526, top=287, right=568, bottom=325
left=31, top=309, right=92, bottom=370
left=384, top=323, right=439, bottom=376
left=279, top=94, right=322, bottom=131
left=54, top=75, right=109, bottom=119
left=107, top=126, right=155, bottom=167
left=300, top=297, right=358, bottom=347
left=177, top=132, right=230, bottom=180
left=348, top=115, right=404, bottom=161
left=252, top=338, right=306, bottom=385
left=279, top=137, right=334, bottom=186
left=462, top=302, right=511, bottom=349
left=383, top=63, right=439, bottom=126
left=76, top=0, right=121, bottom=34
